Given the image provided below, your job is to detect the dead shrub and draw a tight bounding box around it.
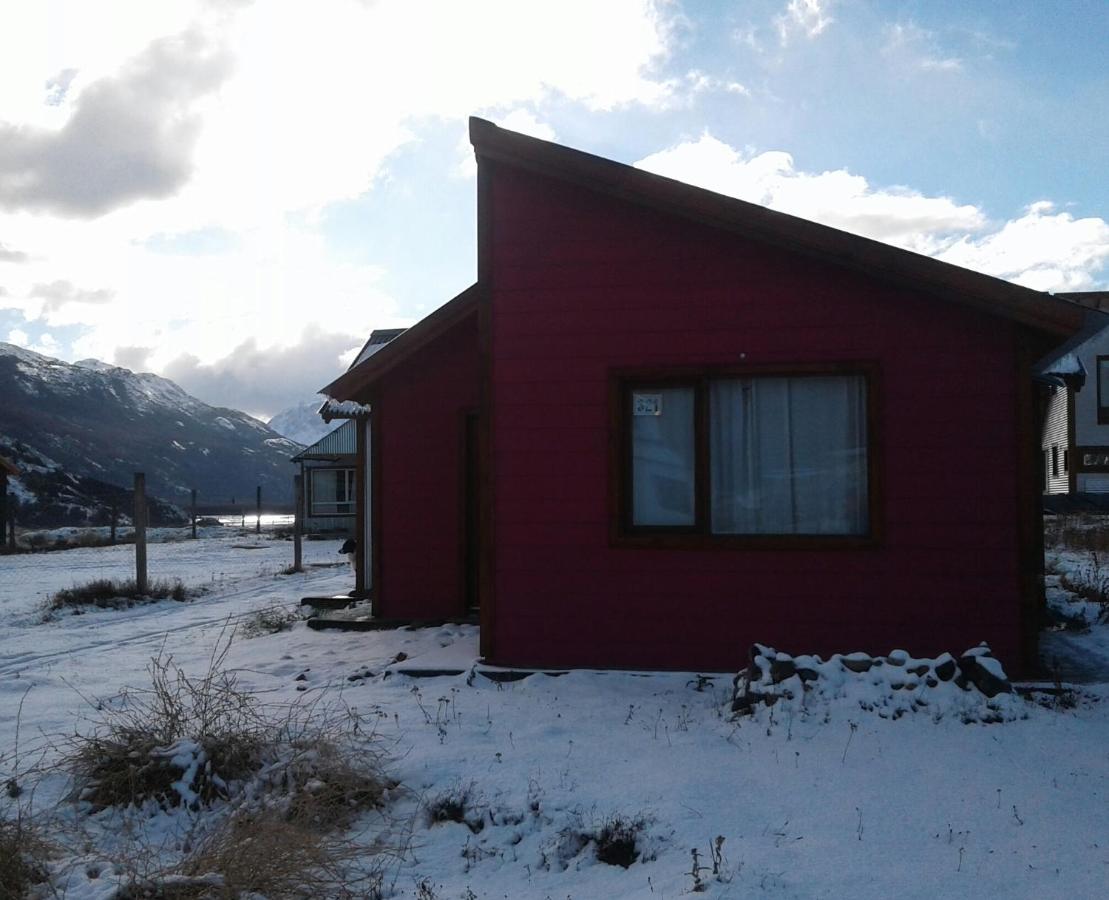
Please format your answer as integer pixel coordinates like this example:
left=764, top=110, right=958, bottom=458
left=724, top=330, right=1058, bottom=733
left=425, top=783, right=484, bottom=833
left=45, top=578, right=190, bottom=616
left=239, top=606, right=299, bottom=638
left=544, top=812, right=652, bottom=871
left=68, top=646, right=264, bottom=811
left=67, top=641, right=392, bottom=824
left=277, top=740, right=390, bottom=830
left=0, top=816, right=52, bottom=898
left=593, top=814, right=648, bottom=868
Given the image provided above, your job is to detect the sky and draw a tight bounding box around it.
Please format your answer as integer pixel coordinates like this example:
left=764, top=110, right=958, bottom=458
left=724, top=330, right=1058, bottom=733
left=1, top=0, right=1107, bottom=420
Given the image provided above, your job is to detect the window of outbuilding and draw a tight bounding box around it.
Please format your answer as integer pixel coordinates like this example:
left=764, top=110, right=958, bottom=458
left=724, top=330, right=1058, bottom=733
left=617, top=365, right=877, bottom=548
left=1098, top=356, right=1109, bottom=424
left=310, top=467, right=356, bottom=516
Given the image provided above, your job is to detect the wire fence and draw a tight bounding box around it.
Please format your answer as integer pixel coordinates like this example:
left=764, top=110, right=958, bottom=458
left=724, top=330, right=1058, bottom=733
left=0, top=527, right=347, bottom=614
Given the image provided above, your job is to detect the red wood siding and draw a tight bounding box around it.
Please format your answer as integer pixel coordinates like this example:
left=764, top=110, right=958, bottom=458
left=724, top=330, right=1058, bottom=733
left=375, top=314, right=479, bottom=618
left=487, top=163, right=1026, bottom=672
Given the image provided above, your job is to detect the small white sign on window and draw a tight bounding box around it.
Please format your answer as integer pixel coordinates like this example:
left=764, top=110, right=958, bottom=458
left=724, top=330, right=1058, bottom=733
left=633, top=392, right=662, bottom=416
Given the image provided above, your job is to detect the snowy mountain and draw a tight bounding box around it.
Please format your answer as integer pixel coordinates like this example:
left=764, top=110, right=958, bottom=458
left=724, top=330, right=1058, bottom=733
left=267, top=396, right=332, bottom=447
left=0, top=343, right=304, bottom=523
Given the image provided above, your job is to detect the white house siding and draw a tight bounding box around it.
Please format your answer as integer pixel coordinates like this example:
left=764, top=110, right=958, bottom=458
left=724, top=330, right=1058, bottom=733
left=1042, top=385, right=1070, bottom=494
left=1072, top=327, right=1109, bottom=448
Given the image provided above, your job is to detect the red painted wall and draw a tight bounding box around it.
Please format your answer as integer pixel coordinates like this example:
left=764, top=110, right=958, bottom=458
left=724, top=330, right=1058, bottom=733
left=375, top=314, right=479, bottom=619
left=487, top=163, right=1027, bottom=672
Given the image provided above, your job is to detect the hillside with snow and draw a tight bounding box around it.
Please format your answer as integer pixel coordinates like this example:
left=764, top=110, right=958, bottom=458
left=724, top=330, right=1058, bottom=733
left=0, top=343, right=303, bottom=521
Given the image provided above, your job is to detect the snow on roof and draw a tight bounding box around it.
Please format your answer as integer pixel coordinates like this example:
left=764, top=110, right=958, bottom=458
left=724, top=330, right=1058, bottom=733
left=319, top=398, right=372, bottom=421
left=1042, top=352, right=1084, bottom=377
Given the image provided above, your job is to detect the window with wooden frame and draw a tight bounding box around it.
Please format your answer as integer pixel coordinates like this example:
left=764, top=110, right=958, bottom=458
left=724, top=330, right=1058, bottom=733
left=1052, top=446, right=1059, bottom=478
left=614, top=365, right=877, bottom=548
left=1099, top=356, right=1109, bottom=424
left=309, top=467, right=356, bottom=516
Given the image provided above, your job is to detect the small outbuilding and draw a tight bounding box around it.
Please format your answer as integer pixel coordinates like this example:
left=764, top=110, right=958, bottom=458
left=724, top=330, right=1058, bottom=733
left=321, top=119, right=1089, bottom=674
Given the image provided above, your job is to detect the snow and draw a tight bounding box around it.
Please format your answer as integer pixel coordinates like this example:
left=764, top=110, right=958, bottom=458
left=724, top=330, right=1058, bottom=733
left=1, top=535, right=1108, bottom=898
left=1042, top=352, right=1084, bottom=376
left=213, top=416, right=237, bottom=431
left=321, top=398, right=372, bottom=418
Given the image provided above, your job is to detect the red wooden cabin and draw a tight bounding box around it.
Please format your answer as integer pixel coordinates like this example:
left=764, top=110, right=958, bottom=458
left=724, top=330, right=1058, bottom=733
left=322, top=119, right=1087, bottom=674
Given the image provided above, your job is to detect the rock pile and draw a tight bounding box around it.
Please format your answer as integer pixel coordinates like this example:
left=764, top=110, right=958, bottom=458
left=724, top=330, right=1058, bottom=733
left=731, top=643, right=1020, bottom=723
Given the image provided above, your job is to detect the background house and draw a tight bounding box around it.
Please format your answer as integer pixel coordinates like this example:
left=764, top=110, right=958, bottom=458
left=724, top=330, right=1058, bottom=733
left=1038, top=292, right=1109, bottom=500
left=292, top=420, right=357, bottom=536
left=322, top=120, right=1088, bottom=674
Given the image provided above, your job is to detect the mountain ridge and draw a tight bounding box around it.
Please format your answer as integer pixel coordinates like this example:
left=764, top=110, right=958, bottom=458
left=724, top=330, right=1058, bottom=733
left=0, top=343, right=304, bottom=525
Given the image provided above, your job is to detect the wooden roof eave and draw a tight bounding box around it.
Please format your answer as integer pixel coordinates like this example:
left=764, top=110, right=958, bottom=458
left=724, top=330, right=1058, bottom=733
left=321, top=283, right=480, bottom=401
left=469, top=118, right=1086, bottom=340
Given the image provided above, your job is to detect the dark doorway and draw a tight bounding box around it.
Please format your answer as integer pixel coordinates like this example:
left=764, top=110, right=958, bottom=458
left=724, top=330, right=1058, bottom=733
left=462, top=411, right=481, bottom=611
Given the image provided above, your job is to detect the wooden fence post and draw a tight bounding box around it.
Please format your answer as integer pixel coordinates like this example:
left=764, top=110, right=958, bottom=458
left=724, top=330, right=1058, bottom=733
left=191, top=488, right=197, bottom=539
left=256, top=485, right=262, bottom=535
left=6, top=493, right=14, bottom=549
left=134, top=473, right=148, bottom=594
left=293, top=474, right=303, bottom=572
left=110, top=503, right=118, bottom=545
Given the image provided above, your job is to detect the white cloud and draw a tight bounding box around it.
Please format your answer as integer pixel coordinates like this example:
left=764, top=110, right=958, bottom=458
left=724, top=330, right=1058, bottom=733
left=775, top=0, right=834, bottom=45
left=635, top=134, right=1109, bottom=291
left=0, top=242, right=28, bottom=263
left=937, top=202, right=1109, bottom=292
left=163, top=325, right=367, bottom=418
left=0, top=0, right=678, bottom=411
left=0, top=27, right=233, bottom=217
left=636, top=133, right=984, bottom=247
left=6, top=328, right=28, bottom=347
left=883, top=22, right=962, bottom=73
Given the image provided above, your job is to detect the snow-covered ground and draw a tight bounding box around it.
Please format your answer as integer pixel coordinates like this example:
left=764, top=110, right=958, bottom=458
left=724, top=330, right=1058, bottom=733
left=2, top=534, right=1109, bottom=898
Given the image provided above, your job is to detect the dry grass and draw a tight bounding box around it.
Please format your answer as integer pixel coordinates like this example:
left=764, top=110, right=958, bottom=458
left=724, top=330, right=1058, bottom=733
left=0, top=816, right=51, bottom=899
left=110, top=808, right=388, bottom=900
left=44, top=578, right=189, bottom=616
left=1044, top=514, right=1109, bottom=553
left=238, top=605, right=299, bottom=638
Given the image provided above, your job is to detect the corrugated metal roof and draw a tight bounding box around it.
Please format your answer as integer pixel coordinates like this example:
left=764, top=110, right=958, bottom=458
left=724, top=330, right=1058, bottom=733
left=292, top=419, right=357, bottom=461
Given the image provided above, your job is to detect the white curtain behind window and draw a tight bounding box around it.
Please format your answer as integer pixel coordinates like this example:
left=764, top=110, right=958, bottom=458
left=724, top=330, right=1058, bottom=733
left=710, top=376, right=867, bottom=534
left=631, top=387, right=696, bottom=526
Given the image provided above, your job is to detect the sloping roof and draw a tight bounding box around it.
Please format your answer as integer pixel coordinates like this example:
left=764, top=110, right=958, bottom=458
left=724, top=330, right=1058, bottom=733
left=348, top=328, right=408, bottom=370
left=1057, top=291, right=1109, bottom=312
left=292, top=419, right=357, bottom=462
left=0, top=455, right=18, bottom=477
left=321, top=283, right=479, bottom=400
left=468, top=117, right=1086, bottom=338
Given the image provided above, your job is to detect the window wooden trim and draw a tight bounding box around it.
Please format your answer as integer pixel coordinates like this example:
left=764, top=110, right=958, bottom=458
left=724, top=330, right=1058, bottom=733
left=1098, top=356, right=1109, bottom=424
left=609, top=362, right=882, bottom=551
